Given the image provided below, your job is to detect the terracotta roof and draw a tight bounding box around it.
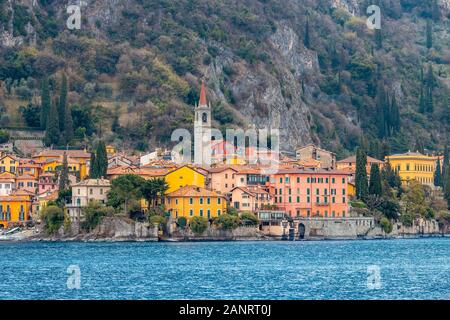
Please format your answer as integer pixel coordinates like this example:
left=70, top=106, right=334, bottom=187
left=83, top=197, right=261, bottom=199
left=337, top=155, right=384, bottom=164
left=199, top=81, right=207, bottom=106
left=231, top=186, right=269, bottom=196
left=167, top=185, right=225, bottom=198
left=107, top=166, right=168, bottom=177
left=206, top=166, right=238, bottom=173
left=273, top=168, right=351, bottom=175
left=0, top=172, right=16, bottom=179
left=72, top=179, right=111, bottom=187
left=16, top=174, right=37, bottom=180
left=0, top=154, right=20, bottom=161
left=33, top=150, right=91, bottom=159
left=386, top=151, right=437, bottom=159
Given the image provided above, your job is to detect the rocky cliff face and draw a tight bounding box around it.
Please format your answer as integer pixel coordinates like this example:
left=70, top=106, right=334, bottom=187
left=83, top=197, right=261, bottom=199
left=0, top=0, right=448, bottom=154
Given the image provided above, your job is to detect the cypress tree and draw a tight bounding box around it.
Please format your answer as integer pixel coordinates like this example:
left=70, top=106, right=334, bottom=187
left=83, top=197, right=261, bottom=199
left=375, top=29, right=382, bottom=49
left=356, top=147, right=368, bottom=200
left=304, top=19, right=310, bottom=49
left=58, top=74, right=68, bottom=133
left=40, top=78, right=51, bottom=128
left=390, top=95, right=400, bottom=132
left=442, top=144, right=449, bottom=189
left=64, top=104, right=74, bottom=144
left=426, top=19, right=433, bottom=49
left=369, top=164, right=382, bottom=196
left=434, top=158, right=441, bottom=187
left=44, top=99, right=60, bottom=146
left=95, top=141, right=108, bottom=178
left=59, top=152, right=70, bottom=191
left=432, top=0, right=440, bottom=21
left=445, top=169, right=450, bottom=209
left=425, top=65, right=435, bottom=113
left=419, top=85, right=426, bottom=113
left=89, top=152, right=98, bottom=178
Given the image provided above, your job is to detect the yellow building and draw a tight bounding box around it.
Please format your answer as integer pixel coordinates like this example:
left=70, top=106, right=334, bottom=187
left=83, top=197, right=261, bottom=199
left=0, top=190, right=34, bottom=229
left=106, top=145, right=116, bottom=155
left=348, top=182, right=356, bottom=198
left=33, top=150, right=90, bottom=180
left=165, top=185, right=227, bottom=220
left=164, top=165, right=206, bottom=194
left=0, top=155, right=20, bottom=174
left=385, top=151, right=437, bottom=187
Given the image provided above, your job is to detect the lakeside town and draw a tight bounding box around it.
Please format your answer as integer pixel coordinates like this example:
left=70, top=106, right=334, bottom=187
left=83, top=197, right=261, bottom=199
left=1, top=84, right=449, bottom=241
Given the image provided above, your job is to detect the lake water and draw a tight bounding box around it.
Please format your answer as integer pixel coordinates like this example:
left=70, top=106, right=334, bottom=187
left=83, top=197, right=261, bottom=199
left=0, top=238, right=449, bottom=300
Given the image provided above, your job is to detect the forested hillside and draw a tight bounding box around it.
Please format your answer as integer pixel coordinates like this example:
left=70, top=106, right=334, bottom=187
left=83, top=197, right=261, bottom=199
left=0, top=0, right=448, bottom=157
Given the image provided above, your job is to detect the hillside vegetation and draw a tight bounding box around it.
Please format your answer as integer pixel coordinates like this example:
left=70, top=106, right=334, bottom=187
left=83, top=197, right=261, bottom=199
left=0, top=0, right=449, bottom=157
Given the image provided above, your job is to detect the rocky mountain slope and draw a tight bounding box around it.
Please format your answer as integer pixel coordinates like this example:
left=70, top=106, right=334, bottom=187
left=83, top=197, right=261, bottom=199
left=0, top=0, right=449, bottom=157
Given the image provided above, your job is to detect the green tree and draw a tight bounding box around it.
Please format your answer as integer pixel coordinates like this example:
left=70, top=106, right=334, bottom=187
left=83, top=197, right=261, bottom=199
left=44, top=99, right=60, bottom=146
left=64, top=104, right=74, bottom=144
left=81, top=200, right=115, bottom=232
left=375, top=29, right=382, bottom=49
left=58, top=74, right=68, bottom=132
left=369, top=164, right=382, bottom=196
left=40, top=78, right=50, bottom=128
left=89, top=151, right=98, bottom=178
left=141, top=178, right=168, bottom=210
left=355, top=147, right=368, bottom=200
left=213, top=214, right=240, bottom=230
left=426, top=19, right=433, bottom=49
left=41, top=205, right=64, bottom=235
left=434, top=158, right=441, bottom=187
left=58, top=152, right=70, bottom=192
left=444, top=169, right=450, bottom=209
left=95, top=140, right=108, bottom=178
left=0, top=130, right=9, bottom=144
left=442, top=144, right=449, bottom=189
left=304, top=19, right=310, bottom=48
left=190, top=216, right=208, bottom=235
left=107, top=174, right=146, bottom=216
left=240, top=212, right=259, bottom=226
left=379, top=217, right=393, bottom=234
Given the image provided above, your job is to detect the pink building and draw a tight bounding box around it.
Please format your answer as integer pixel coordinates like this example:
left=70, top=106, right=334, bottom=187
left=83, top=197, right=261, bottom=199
left=268, top=168, right=350, bottom=218
left=38, top=173, right=58, bottom=194
left=207, top=167, right=238, bottom=195
left=230, top=186, right=273, bottom=212
left=16, top=174, right=38, bottom=194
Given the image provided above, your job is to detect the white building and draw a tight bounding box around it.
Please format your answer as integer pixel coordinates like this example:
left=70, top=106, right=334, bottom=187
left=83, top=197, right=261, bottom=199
left=66, top=179, right=111, bottom=222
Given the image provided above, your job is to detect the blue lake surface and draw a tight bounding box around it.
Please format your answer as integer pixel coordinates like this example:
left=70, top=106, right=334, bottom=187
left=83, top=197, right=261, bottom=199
left=0, top=238, right=449, bottom=300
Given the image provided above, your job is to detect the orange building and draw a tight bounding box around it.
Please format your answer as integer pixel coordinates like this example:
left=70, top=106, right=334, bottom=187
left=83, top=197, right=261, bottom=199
left=0, top=190, right=34, bottom=229
left=268, top=168, right=350, bottom=218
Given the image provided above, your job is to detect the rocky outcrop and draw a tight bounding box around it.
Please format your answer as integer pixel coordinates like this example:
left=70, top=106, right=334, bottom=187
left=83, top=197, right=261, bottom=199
left=170, top=226, right=266, bottom=241
left=85, top=216, right=159, bottom=241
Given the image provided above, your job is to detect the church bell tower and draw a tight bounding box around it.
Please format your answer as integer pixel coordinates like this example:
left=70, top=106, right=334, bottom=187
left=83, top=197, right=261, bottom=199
left=194, top=81, right=212, bottom=165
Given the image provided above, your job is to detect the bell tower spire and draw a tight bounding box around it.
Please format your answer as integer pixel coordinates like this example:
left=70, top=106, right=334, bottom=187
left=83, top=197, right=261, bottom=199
left=194, top=80, right=212, bottom=166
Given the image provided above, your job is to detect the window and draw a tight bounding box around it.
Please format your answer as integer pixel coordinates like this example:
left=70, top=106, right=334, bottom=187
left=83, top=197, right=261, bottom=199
left=207, top=210, right=211, bottom=218
left=343, top=197, right=346, bottom=203
left=199, top=209, right=203, bottom=217
left=207, top=198, right=210, bottom=204
left=90, top=188, right=93, bottom=195
left=297, top=196, right=300, bottom=203
left=307, top=177, right=310, bottom=183
left=342, top=178, right=345, bottom=184
left=307, top=210, right=310, bottom=217
left=189, top=198, right=193, bottom=205
left=217, top=210, right=221, bottom=216
left=218, top=198, right=221, bottom=204
left=100, top=189, right=103, bottom=195
left=288, top=196, right=292, bottom=203
left=343, top=189, right=346, bottom=195
left=200, top=198, right=203, bottom=205
left=307, top=188, right=310, bottom=195
left=190, top=210, right=193, bottom=216
left=296, top=210, right=300, bottom=217
left=297, top=177, right=300, bottom=183
left=307, top=196, right=310, bottom=203
left=279, top=178, right=283, bottom=183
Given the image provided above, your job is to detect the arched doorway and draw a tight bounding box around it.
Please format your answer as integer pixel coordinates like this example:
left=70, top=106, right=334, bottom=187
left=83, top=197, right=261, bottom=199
left=298, top=223, right=306, bottom=240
